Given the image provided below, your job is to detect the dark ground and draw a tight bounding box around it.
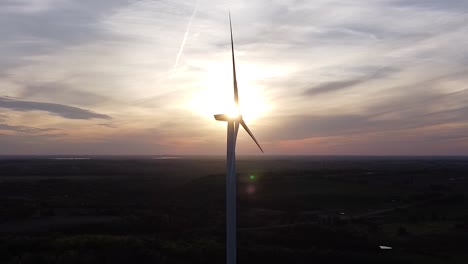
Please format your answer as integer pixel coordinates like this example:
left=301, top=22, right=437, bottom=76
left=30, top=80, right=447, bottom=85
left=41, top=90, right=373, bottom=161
left=0, top=155, right=467, bottom=263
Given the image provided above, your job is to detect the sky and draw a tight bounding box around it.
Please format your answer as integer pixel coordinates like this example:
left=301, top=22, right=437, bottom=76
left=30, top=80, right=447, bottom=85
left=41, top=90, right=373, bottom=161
left=1, top=0, right=468, bottom=155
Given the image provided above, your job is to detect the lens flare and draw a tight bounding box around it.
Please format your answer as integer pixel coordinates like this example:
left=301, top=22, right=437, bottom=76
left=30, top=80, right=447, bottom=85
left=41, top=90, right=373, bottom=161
left=246, top=184, right=256, bottom=195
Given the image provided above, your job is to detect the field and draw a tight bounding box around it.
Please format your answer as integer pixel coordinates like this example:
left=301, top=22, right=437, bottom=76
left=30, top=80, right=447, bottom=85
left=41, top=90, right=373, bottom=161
left=1, top=156, right=467, bottom=263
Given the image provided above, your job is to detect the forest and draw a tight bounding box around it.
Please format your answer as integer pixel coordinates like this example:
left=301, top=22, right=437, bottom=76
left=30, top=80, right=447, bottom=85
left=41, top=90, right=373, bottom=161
left=0, top=156, right=467, bottom=263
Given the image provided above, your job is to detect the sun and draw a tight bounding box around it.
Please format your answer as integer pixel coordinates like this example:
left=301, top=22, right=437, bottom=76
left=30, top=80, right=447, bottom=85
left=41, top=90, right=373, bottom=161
left=225, top=105, right=241, bottom=119
left=190, top=61, right=271, bottom=123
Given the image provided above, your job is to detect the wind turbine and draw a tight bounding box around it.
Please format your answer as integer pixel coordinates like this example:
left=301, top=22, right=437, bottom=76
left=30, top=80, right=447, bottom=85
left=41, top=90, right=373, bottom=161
left=214, top=13, right=264, bottom=264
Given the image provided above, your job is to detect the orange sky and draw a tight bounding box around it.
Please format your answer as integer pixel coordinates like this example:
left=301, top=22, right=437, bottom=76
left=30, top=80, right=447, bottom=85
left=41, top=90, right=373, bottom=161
left=1, top=0, right=468, bottom=155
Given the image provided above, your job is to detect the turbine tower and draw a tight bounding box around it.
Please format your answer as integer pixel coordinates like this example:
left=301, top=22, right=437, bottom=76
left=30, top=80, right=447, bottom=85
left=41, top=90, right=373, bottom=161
left=214, top=13, right=264, bottom=264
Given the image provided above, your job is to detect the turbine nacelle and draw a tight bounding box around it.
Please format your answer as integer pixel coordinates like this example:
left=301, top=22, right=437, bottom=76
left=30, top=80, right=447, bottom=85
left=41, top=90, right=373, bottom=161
left=215, top=114, right=264, bottom=153
left=214, top=113, right=242, bottom=122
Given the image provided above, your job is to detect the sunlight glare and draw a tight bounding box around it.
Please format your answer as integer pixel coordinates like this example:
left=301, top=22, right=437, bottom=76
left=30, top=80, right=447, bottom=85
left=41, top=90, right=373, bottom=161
left=226, top=104, right=241, bottom=119
left=190, top=61, right=272, bottom=123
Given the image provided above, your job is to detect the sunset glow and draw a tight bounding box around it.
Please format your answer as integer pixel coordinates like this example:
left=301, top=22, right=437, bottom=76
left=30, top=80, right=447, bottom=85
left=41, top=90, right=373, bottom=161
left=1, top=0, right=468, bottom=155
left=190, top=62, right=271, bottom=122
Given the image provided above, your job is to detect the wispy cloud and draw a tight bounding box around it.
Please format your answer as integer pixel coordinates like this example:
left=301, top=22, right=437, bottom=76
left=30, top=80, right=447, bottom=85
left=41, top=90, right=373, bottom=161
left=98, top=123, right=117, bottom=128
left=170, top=0, right=199, bottom=79
left=262, top=88, right=468, bottom=152
left=0, top=123, right=56, bottom=134
left=390, top=0, right=468, bottom=11
left=0, top=0, right=65, bottom=14
left=19, top=83, right=109, bottom=107
left=304, top=67, right=399, bottom=96
left=0, top=97, right=111, bottom=120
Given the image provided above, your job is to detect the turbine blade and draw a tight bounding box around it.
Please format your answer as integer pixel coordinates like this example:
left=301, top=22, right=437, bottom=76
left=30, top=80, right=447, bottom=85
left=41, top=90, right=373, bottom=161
left=229, top=12, right=239, bottom=105
left=240, top=120, right=264, bottom=153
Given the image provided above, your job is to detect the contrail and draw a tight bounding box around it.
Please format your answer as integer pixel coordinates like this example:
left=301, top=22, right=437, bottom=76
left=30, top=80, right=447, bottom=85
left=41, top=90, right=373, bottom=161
left=170, top=1, right=198, bottom=79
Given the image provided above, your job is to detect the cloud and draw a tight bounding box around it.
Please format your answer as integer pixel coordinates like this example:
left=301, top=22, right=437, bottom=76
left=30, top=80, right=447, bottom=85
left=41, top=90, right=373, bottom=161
left=0, top=129, right=172, bottom=155
left=0, top=0, right=130, bottom=71
left=0, top=0, right=65, bottom=14
left=0, top=123, right=56, bottom=134
left=98, top=123, right=117, bottom=128
left=304, top=67, right=399, bottom=96
left=0, top=97, right=111, bottom=120
left=390, top=0, right=468, bottom=11
left=265, top=87, right=468, bottom=142
left=19, top=83, right=109, bottom=107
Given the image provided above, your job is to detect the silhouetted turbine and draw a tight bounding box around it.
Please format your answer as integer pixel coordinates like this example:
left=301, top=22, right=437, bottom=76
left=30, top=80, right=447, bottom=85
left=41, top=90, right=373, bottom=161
left=214, top=13, right=264, bottom=264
